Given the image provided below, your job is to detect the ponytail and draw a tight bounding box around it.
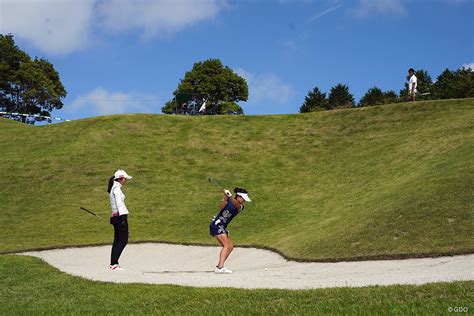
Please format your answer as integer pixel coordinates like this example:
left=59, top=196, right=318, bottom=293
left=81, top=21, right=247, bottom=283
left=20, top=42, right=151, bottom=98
left=107, top=176, right=115, bottom=193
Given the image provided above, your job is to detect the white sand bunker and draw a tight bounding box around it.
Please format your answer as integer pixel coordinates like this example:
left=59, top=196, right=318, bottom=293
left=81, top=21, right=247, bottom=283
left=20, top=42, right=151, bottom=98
left=22, top=243, right=474, bottom=289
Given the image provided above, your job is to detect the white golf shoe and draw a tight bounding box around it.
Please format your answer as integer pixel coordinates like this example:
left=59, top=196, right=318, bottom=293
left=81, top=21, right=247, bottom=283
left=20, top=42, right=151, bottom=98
left=109, top=264, right=124, bottom=271
left=214, top=266, right=233, bottom=274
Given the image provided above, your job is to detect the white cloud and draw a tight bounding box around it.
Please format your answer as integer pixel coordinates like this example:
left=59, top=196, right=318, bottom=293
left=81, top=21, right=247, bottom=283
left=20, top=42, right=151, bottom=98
left=278, top=0, right=314, bottom=3
left=0, top=0, right=95, bottom=55
left=278, top=39, right=305, bottom=55
left=307, top=3, right=342, bottom=23
left=67, top=87, right=159, bottom=116
left=0, top=0, right=226, bottom=55
left=97, top=0, right=227, bottom=39
left=351, top=0, right=406, bottom=17
left=236, top=68, right=294, bottom=105
left=280, top=40, right=299, bottom=51
left=444, top=0, right=468, bottom=4
left=462, top=62, right=474, bottom=70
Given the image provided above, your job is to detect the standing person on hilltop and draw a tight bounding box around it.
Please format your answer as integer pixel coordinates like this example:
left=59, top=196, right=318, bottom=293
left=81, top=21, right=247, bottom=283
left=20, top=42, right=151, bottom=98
left=407, top=68, right=418, bottom=101
left=210, top=187, right=251, bottom=273
left=107, top=170, right=133, bottom=271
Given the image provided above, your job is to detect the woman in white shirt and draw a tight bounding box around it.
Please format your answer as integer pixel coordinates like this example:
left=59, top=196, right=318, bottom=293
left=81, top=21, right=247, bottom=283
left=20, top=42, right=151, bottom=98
left=107, top=169, right=132, bottom=271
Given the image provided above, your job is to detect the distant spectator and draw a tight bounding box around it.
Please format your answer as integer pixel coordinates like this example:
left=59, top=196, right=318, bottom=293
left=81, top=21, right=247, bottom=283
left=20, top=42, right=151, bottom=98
left=199, top=99, right=207, bottom=115
left=407, top=68, right=417, bottom=101
left=181, top=102, right=188, bottom=114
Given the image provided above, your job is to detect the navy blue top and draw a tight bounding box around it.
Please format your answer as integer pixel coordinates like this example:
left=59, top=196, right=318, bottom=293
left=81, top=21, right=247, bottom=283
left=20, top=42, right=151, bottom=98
left=214, top=199, right=244, bottom=227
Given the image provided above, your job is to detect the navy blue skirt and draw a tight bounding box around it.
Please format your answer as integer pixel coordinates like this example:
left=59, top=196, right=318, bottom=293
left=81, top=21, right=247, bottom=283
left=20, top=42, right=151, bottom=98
left=210, top=219, right=229, bottom=236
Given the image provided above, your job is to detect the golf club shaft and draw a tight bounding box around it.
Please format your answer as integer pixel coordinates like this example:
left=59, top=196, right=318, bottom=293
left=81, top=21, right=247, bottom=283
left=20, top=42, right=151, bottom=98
left=80, top=207, right=102, bottom=218
left=208, top=177, right=224, bottom=191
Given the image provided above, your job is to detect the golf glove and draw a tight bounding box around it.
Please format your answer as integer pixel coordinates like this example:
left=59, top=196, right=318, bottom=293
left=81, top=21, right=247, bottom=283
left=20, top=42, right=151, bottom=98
left=224, top=189, right=232, bottom=197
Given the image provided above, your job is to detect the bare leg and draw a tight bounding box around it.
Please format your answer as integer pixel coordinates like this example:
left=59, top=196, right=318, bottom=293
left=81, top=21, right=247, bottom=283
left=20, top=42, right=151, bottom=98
left=215, top=234, right=234, bottom=268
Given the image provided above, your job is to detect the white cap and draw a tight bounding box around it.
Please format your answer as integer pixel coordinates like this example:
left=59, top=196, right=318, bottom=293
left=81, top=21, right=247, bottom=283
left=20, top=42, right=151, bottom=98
left=236, top=192, right=251, bottom=202
left=114, top=169, right=132, bottom=180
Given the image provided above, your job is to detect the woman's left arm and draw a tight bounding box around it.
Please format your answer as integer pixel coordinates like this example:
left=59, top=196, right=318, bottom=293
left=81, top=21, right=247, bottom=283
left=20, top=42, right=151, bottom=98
left=223, top=189, right=243, bottom=210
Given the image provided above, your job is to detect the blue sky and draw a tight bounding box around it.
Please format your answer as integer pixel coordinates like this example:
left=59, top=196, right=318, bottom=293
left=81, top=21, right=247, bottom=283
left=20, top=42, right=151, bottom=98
left=1, top=0, right=473, bottom=119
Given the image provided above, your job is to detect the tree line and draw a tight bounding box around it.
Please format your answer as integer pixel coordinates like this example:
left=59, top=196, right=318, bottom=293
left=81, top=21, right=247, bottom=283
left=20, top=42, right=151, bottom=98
left=1, top=35, right=247, bottom=121
left=300, top=68, right=474, bottom=113
left=0, top=34, right=66, bottom=124
left=2, top=33, right=473, bottom=123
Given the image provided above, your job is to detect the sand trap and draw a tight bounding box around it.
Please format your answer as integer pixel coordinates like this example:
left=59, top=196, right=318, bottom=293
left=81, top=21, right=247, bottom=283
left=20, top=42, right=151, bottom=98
left=21, top=243, right=474, bottom=289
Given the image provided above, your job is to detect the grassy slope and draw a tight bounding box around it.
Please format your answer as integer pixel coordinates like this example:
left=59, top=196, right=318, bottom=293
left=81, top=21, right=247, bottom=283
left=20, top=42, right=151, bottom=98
left=1, top=255, right=472, bottom=315
left=0, top=99, right=473, bottom=260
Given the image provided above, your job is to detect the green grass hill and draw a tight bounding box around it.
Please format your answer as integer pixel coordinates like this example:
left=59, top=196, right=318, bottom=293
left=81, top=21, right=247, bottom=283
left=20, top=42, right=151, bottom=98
left=1, top=99, right=473, bottom=261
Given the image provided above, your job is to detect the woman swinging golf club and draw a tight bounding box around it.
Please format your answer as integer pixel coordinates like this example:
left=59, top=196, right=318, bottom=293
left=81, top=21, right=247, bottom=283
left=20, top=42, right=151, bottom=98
left=107, top=169, right=132, bottom=271
left=210, top=187, right=251, bottom=273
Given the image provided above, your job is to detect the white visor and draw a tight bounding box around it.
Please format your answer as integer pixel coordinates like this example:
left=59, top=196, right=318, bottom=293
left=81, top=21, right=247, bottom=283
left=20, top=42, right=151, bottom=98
left=236, top=192, right=251, bottom=202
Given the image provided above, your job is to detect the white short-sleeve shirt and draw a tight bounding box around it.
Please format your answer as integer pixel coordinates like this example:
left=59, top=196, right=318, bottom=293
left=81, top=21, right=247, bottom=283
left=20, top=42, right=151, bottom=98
left=409, top=75, right=417, bottom=92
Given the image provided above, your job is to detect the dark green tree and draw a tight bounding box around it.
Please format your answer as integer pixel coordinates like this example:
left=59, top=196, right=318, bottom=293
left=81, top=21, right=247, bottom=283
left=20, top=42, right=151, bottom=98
left=300, top=86, right=328, bottom=112
left=433, top=67, right=474, bottom=99
left=359, top=87, right=399, bottom=107
left=327, top=83, right=354, bottom=109
left=358, top=87, right=385, bottom=107
left=0, top=34, right=66, bottom=124
left=218, top=101, right=243, bottom=115
left=160, top=99, right=175, bottom=114
left=432, top=68, right=456, bottom=99
left=163, top=59, right=248, bottom=115
left=382, top=90, right=399, bottom=104
left=451, top=67, right=474, bottom=98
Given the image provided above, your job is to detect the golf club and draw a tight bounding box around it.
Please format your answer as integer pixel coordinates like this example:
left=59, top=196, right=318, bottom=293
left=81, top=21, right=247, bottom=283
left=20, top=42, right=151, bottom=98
left=79, top=206, right=103, bottom=219
left=207, top=176, right=224, bottom=191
